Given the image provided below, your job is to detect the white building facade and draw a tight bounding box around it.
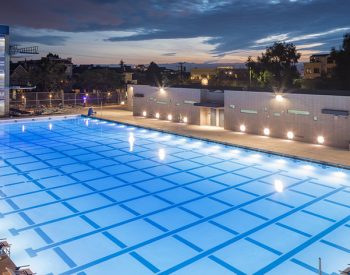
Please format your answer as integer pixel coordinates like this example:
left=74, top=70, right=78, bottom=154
left=128, top=85, right=350, bottom=149
left=0, top=25, right=9, bottom=116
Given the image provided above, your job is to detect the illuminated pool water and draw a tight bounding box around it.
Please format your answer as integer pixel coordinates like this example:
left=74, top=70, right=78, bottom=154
left=0, top=117, right=349, bottom=275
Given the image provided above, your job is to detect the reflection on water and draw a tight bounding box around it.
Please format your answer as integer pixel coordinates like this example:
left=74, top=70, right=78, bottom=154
left=128, top=132, right=135, bottom=152
left=158, top=148, right=166, bottom=160
left=274, top=180, right=284, bottom=193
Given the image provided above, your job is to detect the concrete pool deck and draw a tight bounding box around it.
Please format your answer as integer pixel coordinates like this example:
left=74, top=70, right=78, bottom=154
left=82, top=106, right=350, bottom=169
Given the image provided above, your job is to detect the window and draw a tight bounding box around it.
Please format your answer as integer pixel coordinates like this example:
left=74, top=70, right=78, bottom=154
left=313, top=68, right=320, bottom=74
left=288, top=109, right=310, bottom=116
left=184, top=100, right=197, bottom=104
left=240, top=109, right=258, bottom=114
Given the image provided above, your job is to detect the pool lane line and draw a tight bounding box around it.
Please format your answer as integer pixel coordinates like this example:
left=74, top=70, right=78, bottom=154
left=81, top=115, right=350, bottom=171
left=27, top=169, right=285, bottom=255
left=255, top=213, right=350, bottom=274
left=54, top=177, right=312, bottom=275
left=8, top=157, right=257, bottom=233
left=59, top=176, right=316, bottom=275
left=157, top=186, right=346, bottom=275
left=6, top=120, right=262, bottom=231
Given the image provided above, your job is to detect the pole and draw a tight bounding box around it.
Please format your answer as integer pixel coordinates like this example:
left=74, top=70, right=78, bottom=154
left=319, top=257, right=322, bottom=275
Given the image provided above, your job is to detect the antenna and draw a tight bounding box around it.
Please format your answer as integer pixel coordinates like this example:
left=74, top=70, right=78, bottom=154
left=9, top=45, right=39, bottom=57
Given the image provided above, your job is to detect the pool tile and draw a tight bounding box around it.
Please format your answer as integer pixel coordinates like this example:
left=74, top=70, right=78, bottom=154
left=40, top=216, right=95, bottom=243
left=212, top=173, right=249, bottom=186
left=135, top=178, right=176, bottom=193
left=278, top=211, right=334, bottom=236
left=148, top=207, right=199, bottom=230
left=235, top=167, right=272, bottom=179
left=103, top=185, right=146, bottom=201
left=186, top=179, right=227, bottom=194
left=117, top=170, right=153, bottom=183
left=82, top=254, right=154, bottom=275
left=145, top=165, right=179, bottom=177
left=158, top=188, right=199, bottom=204
left=169, top=160, right=202, bottom=170
left=107, top=219, right=163, bottom=246
left=183, top=197, right=229, bottom=217
left=212, top=209, right=266, bottom=233
left=163, top=172, right=201, bottom=185
left=123, top=196, right=170, bottom=215
left=135, top=237, right=198, bottom=271
left=59, top=233, right=121, bottom=267
left=214, top=239, right=279, bottom=274
left=178, top=222, right=234, bottom=250
left=243, top=199, right=292, bottom=220
left=249, top=224, right=308, bottom=253
left=189, top=166, right=224, bottom=178
left=212, top=188, right=257, bottom=206
left=85, top=204, right=135, bottom=227
left=11, top=192, right=56, bottom=209
left=172, top=257, right=235, bottom=275
left=68, top=193, right=112, bottom=212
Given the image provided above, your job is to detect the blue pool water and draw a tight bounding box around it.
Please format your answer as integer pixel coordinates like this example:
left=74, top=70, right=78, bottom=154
left=0, top=117, right=349, bottom=275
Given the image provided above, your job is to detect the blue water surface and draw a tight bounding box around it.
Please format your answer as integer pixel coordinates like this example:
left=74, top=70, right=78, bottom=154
left=0, top=117, right=349, bottom=275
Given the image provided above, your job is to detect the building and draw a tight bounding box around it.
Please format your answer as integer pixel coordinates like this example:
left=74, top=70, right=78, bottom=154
left=190, top=66, right=249, bottom=86
left=304, top=54, right=336, bottom=79
left=190, top=68, right=217, bottom=82
left=128, top=85, right=350, bottom=149
left=0, top=25, right=9, bottom=116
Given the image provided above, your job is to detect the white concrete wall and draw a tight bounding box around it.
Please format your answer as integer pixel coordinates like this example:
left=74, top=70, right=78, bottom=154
left=130, top=85, right=202, bottom=125
left=224, top=90, right=350, bottom=148
left=130, top=85, right=350, bottom=148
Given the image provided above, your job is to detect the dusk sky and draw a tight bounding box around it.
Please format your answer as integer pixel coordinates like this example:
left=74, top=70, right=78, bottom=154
left=1, top=0, right=350, bottom=65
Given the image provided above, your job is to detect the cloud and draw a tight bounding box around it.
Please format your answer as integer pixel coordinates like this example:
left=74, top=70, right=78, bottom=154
left=2, top=0, right=350, bottom=62
left=162, top=52, right=177, bottom=56
left=11, top=34, right=69, bottom=46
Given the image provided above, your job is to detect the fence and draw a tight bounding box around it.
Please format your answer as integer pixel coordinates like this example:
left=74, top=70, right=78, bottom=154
left=10, top=90, right=125, bottom=109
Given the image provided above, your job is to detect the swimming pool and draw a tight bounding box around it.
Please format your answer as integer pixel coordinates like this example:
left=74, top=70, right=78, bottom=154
left=0, top=116, right=349, bottom=275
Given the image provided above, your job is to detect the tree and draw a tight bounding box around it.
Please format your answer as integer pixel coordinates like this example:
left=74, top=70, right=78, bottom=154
left=246, top=42, right=301, bottom=91
left=331, top=33, right=350, bottom=89
left=30, top=53, right=69, bottom=93
left=76, top=68, right=123, bottom=93
left=146, top=62, right=162, bottom=86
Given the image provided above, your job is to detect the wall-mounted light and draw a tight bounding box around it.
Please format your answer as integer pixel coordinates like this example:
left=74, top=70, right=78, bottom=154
left=263, top=128, right=270, bottom=136
left=317, top=135, right=325, bottom=144
left=160, top=88, right=165, bottom=94
left=142, top=111, right=147, bottom=117
left=275, top=94, right=283, bottom=102
left=183, top=116, right=188, bottom=123
left=155, top=112, right=160, bottom=119
left=240, top=124, right=246, bottom=132
left=120, top=101, right=125, bottom=105
left=167, top=114, right=173, bottom=121
left=287, top=131, right=294, bottom=140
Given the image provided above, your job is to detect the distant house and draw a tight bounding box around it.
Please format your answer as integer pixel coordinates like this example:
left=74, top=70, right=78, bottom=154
left=10, top=64, right=30, bottom=87
left=304, top=54, right=336, bottom=79
left=190, top=66, right=249, bottom=86
left=190, top=68, right=217, bottom=82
